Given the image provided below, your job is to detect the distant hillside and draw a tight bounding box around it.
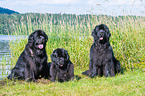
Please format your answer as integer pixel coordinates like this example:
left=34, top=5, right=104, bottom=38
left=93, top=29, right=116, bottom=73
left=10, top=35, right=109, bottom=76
left=0, top=7, right=19, bottom=14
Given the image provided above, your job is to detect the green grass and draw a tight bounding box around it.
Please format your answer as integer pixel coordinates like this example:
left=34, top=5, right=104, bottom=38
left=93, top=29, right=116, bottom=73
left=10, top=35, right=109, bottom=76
left=0, top=70, right=145, bottom=95
left=0, top=14, right=145, bottom=95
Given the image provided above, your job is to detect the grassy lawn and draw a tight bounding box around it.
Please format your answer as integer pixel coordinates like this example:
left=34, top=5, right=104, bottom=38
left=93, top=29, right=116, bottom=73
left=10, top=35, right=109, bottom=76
left=0, top=70, right=145, bottom=95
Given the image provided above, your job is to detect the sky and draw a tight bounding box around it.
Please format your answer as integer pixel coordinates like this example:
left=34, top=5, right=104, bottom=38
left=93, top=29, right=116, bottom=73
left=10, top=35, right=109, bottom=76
left=0, top=0, right=145, bottom=16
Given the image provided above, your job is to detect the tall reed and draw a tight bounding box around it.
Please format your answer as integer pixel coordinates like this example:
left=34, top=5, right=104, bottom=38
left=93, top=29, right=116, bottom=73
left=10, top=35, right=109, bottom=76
left=8, top=14, right=145, bottom=71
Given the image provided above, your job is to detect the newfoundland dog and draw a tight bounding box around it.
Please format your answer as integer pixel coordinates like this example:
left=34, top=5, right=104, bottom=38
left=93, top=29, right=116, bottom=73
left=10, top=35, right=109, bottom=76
left=82, top=24, right=121, bottom=77
left=7, top=30, right=49, bottom=81
left=48, top=48, right=74, bottom=82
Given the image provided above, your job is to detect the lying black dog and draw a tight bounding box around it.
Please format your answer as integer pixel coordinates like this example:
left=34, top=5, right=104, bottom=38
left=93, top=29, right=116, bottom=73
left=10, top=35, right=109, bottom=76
left=82, top=24, right=121, bottom=77
left=48, top=48, right=74, bottom=82
left=8, top=30, right=49, bottom=81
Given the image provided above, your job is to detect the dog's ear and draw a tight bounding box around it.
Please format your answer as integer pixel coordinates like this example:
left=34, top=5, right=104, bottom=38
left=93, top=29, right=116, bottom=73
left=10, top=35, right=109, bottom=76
left=51, top=52, right=56, bottom=62
left=91, top=30, right=95, bottom=37
left=91, top=25, right=99, bottom=37
left=63, top=50, right=69, bottom=60
left=107, top=30, right=111, bottom=38
left=28, top=33, right=34, bottom=48
left=66, top=52, right=69, bottom=60
left=104, top=25, right=111, bottom=38
left=41, top=30, right=48, bottom=42
left=43, top=32, right=48, bottom=42
left=50, top=53, right=53, bottom=61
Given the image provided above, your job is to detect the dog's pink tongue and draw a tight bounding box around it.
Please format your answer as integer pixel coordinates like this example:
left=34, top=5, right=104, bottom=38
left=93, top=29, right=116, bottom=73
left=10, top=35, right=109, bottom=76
left=38, top=44, right=43, bottom=49
left=60, top=65, right=63, bottom=67
left=100, top=37, right=103, bottom=40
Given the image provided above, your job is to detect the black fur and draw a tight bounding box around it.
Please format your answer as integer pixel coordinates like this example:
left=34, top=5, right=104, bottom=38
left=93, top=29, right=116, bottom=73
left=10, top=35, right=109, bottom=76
left=82, top=24, right=121, bottom=78
left=49, top=48, right=74, bottom=82
left=7, top=30, right=49, bottom=81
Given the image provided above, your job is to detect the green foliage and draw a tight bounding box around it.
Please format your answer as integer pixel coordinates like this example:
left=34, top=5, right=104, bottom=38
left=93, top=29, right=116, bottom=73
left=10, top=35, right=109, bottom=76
left=8, top=14, right=145, bottom=70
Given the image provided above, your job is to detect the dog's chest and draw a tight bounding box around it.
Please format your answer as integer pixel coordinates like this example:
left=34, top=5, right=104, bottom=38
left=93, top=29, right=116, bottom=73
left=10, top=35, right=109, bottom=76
left=56, top=68, right=69, bottom=81
left=97, top=49, right=106, bottom=60
left=94, top=45, right=107, bottom=55
left=93, top=45, right=109, bottom=63
left=34, top=56, right=46, bottom=70
left=57, top=70, right=68, bottom=76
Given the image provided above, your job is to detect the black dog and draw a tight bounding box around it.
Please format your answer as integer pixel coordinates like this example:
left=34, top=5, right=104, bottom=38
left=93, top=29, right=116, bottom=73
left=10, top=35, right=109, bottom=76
left=48, top=48, right=74, bottom=82
left=7, top=30, right=49, bottom=81
left=82, top=24, right=121, bottom=77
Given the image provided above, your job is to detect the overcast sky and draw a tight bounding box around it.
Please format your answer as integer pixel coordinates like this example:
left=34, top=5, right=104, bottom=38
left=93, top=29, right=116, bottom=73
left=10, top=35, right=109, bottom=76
left=0, top=0, right=145, bottom=16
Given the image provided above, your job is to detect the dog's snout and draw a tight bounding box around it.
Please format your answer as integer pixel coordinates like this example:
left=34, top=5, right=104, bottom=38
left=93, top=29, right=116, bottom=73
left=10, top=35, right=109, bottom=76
left=100, top=32, right=104, bottom=37
left=57, top=57, right=64, bottom=65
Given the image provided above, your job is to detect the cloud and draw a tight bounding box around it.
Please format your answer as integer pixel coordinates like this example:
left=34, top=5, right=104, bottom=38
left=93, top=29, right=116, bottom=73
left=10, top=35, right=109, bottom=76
left=87, top=0, right=104, bottom=5
left=87, top=0, right=142, bottom=6
left=108, top=0, right=142, bottom=5
left=0, top=0, right=80, bottom=8
left=12, top=0, right=79, bottom=5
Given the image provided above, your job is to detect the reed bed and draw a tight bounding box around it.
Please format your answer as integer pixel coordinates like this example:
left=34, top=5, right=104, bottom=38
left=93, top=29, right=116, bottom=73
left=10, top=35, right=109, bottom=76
left=7, top=14, right=145, bottom=70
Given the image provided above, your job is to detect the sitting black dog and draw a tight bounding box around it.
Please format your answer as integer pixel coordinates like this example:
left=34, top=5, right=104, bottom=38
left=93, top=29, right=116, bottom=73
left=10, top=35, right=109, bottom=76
left=48, top=48, right=74, bottom=82
left=7, top=30, right=49, bottom=81
left=82, top=24, right=121, bottom=77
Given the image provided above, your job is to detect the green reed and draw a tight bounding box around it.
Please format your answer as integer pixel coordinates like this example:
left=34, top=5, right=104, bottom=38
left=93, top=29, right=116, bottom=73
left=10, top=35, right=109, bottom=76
left=8, top=14, right=145, bottom=70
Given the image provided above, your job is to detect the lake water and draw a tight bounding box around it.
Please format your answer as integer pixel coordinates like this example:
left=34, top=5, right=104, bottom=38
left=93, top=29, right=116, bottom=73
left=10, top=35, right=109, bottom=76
left=0, top=35, right=27, bottom=80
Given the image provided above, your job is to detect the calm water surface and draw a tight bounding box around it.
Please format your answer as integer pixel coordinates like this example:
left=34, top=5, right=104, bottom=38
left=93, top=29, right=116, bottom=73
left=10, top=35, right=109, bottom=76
left=0, top=35, right=27, bottom=80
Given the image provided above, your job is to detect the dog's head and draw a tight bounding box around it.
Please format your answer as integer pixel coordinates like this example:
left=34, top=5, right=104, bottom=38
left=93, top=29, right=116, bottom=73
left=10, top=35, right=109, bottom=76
left=91, top=24, right=111, bottom=44
left=51, top=48, right=69, bottom=67
left=28, top=30, right=48, bottom=55
left=28, top=30, right=48, bottom=49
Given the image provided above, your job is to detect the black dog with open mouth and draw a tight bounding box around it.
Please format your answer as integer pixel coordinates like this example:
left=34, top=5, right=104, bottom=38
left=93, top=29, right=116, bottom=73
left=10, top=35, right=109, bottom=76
left=82, top=24, right=121, bottom=77
left=48, top=48, right=74, bottom=82
left=7, top=30, right=49, bottom=81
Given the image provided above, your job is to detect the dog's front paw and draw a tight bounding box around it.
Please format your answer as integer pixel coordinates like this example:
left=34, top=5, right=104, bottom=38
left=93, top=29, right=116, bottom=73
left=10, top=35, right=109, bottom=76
left=89, top=74, right=97, bottom=78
